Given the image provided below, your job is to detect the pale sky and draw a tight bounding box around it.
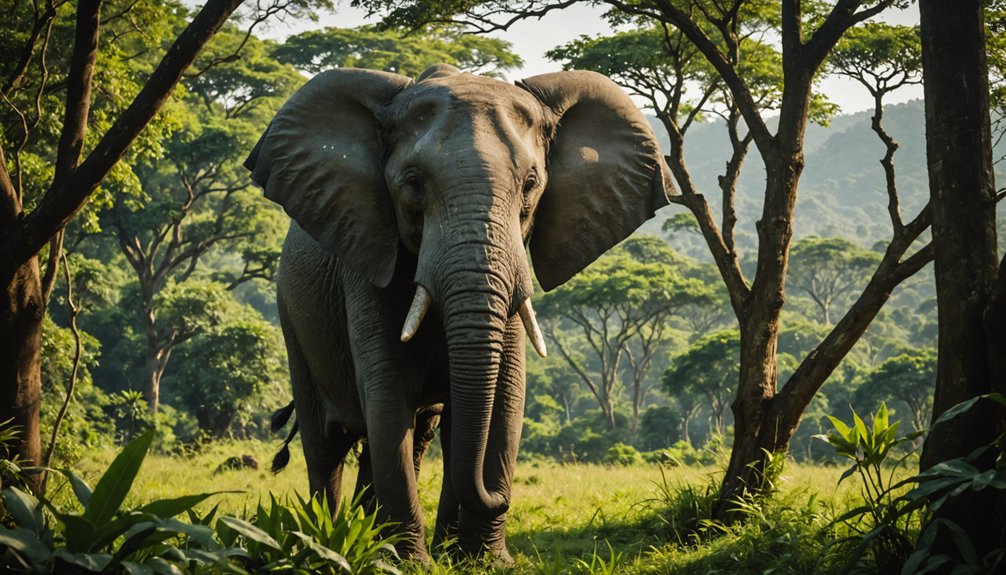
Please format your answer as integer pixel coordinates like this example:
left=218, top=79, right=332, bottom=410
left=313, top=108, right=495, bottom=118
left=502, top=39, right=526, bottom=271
left=260, top=2, right=924, bottom=115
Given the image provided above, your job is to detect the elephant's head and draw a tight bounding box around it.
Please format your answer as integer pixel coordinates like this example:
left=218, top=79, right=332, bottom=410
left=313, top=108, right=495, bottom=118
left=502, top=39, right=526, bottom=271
left=247, top=64, right=672, bottom=518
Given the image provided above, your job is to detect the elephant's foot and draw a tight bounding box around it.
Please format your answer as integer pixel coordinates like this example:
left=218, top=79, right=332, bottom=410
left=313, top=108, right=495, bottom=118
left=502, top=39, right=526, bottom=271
left=453, top=510, right=513, bottom=565
left=394, top=535, right=431, bottom=564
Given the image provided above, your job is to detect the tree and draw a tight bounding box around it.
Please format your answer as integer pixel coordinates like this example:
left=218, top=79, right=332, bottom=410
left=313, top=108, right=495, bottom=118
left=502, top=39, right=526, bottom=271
left=272, top=24, right=522, bottom=77
left=0, top=0, right=322, bottom=493
left=663, top=330, right=739, bottom=438
left=787, top=237, right=882, bottom=324
left=168, top=313, right=284, bottom=437
left=538, top=239, right=711, bottom=433
left=853, top=349, right=935, bottom=434
left=918, top=0, right=1006, bottom=560
left=105, top=30, right=297, bottom=412
left=526, top=0, right=933, bottom=514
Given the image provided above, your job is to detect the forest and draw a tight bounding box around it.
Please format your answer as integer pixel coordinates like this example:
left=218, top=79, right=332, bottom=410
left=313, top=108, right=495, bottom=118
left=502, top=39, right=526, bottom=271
left=1, top=0, right=1004, bottom=573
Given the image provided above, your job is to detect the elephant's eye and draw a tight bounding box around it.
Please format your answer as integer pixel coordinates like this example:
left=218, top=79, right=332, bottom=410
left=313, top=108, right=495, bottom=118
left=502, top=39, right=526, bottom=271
left=401, top=170, right=425, bottom=202
left=522, top=172, right=539, bottom=196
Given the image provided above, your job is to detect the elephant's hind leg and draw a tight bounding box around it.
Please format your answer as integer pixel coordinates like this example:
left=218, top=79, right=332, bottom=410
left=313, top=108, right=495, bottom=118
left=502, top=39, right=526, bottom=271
left=280, top=300, right=357, bottom=511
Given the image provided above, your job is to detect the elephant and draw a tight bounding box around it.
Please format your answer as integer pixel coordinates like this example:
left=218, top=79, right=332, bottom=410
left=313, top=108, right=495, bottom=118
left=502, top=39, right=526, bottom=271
left=245, top=63, right=672, bottom=562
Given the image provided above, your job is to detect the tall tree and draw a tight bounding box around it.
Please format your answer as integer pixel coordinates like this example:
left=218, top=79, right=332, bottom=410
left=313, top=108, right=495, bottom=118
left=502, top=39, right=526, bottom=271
left=537, top=239, right=711, bottom=433
left=787, top=237, right=882, bottom=324
left=0, top=0, right=323, bottom=493
left=273, top=24, right=523, bottom=77
left=918, top=0, right=1006, bottom=560
left=105, top=30, right=297, bottom=412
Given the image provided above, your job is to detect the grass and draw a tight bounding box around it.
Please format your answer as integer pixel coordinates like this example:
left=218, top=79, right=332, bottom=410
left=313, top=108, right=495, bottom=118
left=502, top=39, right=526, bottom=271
left=55, top=440, right=870, bottom=574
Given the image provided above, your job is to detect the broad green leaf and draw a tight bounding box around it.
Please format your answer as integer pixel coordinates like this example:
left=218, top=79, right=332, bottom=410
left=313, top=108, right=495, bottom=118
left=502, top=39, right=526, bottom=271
left=146, top=556, right=185, bottom=575
left=122, top=559, right=155, bottom=575
left=57, top=468, right=94, bottom=508
left=930, top=396, right=984, bottom=429
left=138, top=492, right=229, bottom=519
left=2, top=487, right=43, bottom=533
left=0, top=526, right=54, bottom=565
left=58, top=513, right=96, bottom=553
left=874, top=402, right=889, bottom=436
left=941, top=519, right=979, bottom=565
left=292, top=531, right=353, bottom=572
left=54, top=547, right=113, bottom=571
left=218, top=516, right=283, bottom=550
left=85, top=430, right=155, bottom=526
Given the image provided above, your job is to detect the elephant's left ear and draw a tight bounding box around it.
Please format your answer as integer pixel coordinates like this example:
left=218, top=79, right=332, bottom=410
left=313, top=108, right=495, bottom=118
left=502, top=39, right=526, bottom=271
left=519, top=70, right=675, bottom=291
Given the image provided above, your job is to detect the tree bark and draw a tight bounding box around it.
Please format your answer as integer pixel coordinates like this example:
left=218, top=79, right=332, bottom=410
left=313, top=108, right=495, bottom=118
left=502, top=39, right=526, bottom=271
left=0, top=260, right=43, bottom=494
left=918, top=0, right=1005, bottom=559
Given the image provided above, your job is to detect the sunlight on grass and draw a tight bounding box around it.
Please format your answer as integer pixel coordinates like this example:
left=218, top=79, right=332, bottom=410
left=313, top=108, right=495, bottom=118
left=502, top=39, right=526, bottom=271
left=54, top=440, right=870, bottom=574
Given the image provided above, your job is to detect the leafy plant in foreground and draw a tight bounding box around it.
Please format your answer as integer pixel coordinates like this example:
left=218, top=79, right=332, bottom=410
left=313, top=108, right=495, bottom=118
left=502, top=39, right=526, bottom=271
left=815, top=402, right=923, bottom=571
left=214, top=491, right=402, bottom=574
left=898, top=393, right=1006, bottom=575
left=0, top=429, right=235, bottom=573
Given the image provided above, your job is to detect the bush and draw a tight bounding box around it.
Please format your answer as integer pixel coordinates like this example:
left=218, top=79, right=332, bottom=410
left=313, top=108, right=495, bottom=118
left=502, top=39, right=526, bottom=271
left=602, top=443, right=643, bottom=466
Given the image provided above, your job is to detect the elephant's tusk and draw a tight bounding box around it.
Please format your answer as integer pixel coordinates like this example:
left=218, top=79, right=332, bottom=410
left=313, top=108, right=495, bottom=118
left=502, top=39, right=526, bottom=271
left=401, top=285, right=432, bottom=342
left=519, top=298, right=548, bottom=358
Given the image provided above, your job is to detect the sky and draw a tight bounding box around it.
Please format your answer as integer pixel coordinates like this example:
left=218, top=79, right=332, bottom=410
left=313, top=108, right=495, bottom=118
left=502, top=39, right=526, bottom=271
left=261, top=2, right=924, bottom=115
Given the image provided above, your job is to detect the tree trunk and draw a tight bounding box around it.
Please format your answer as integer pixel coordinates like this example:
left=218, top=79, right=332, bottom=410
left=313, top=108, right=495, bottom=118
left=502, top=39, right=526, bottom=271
left=918, top=0, right=1006, bottom=559
left=0, top=258, right=44, bottom=494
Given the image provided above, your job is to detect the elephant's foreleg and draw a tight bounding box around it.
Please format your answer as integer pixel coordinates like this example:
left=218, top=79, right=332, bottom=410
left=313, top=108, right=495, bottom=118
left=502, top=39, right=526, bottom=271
left=365, top=398, right=429, bottom=560
left=413, top=404, right=441, bottom=477
left=433, top=405, right=460, bottom=555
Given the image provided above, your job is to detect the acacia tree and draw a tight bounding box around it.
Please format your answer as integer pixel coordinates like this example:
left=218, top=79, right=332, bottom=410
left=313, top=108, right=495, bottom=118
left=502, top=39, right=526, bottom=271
left=0, top=0, right=322, bottom=493
left=917, top=0, right=1006, bottom=560
left=663, top=329, right=740, bottom=438
left=537, top=239, right=711, bottom=433
left=853, top=349, right=935, bottom=434
left=360, top=0, right=935, bottom=513
left=787, top=237, right=882, bottom=324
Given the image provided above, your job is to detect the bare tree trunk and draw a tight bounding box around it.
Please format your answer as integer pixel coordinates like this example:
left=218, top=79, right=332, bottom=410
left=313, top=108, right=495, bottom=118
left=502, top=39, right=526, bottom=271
left=0, top=259, right=43, bottom=494
left=918, top=0, right=1006, bottom=558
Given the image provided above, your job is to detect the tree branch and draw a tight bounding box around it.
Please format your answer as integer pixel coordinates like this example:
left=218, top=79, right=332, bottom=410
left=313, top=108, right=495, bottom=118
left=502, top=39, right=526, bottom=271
left=0, top=0, right=245, bottom=284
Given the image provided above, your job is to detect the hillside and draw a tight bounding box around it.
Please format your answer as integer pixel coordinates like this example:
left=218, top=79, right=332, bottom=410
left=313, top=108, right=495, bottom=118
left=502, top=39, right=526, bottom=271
left=642, top=99, right=1002, bottom=260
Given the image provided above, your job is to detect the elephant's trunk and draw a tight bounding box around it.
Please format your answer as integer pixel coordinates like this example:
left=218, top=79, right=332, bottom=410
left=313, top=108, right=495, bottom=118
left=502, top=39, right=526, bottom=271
left=444, top=297, right=509, bottom=519
left=432, top=216, right=526, bottom=519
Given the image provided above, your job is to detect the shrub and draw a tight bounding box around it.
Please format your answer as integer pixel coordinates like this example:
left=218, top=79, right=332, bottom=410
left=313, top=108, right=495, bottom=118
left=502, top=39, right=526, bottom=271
left=602, top=443, right=643, bottom=466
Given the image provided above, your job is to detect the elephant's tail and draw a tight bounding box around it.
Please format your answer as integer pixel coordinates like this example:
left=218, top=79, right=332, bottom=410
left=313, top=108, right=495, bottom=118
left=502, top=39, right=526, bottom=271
left=270, top=401, right=299, bottom=474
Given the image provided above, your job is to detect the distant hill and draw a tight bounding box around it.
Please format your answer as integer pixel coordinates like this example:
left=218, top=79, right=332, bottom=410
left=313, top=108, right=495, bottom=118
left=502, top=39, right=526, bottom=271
left=641, top=99, right=1002, bottom=260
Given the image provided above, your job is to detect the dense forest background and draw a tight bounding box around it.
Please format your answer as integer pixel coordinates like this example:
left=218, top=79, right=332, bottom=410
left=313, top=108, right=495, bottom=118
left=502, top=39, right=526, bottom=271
left=35, top=36, right=1000, bottom=466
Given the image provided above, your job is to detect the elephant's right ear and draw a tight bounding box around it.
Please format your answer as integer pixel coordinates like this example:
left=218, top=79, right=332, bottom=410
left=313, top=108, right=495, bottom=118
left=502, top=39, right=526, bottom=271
left=245, top=68, right=412, bottom=288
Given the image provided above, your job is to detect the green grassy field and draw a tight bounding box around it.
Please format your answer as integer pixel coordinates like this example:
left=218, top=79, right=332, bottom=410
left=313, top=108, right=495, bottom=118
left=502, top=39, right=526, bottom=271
left=53, top=439, right=875, bottom=574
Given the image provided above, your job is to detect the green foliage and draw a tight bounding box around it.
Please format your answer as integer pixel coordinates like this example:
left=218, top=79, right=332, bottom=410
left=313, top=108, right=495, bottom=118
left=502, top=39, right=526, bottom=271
left=602, top=443, right=643, bottom=467
left=168, top=315, right=286, bottom=438
left=0, top=431, right=232, bottom=573
left=273, top=24, right=522, bottom=77
left=215, top=492, right=402, bottom=574
left=815, top=403, right=924, bottom=571
left=829, top=22, right=922, bottom=96
left=0, top=428, right=403, bottom=574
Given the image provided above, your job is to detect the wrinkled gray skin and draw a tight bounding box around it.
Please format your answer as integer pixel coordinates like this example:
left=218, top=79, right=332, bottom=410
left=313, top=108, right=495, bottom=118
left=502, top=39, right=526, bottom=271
left=246, top=64, right=671, bottom=561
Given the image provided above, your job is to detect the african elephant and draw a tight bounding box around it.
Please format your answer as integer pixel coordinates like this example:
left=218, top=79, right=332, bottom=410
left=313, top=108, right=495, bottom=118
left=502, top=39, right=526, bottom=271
left=246, top=63, right=671, bottom=561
